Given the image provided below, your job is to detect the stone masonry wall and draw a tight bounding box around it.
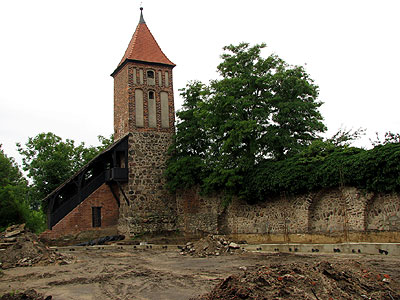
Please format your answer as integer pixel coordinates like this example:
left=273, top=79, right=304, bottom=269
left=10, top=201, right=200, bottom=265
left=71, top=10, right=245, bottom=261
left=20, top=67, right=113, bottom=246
left=176, top=187, right=400, bottom=237
left=225, top=193, right=311, bottom=235
left=176, top=189, right=223, bottom=235
left=118, top=132, right=176, bottom=236
left=366, top=193, right=400, bottom=231
left=40, top=184, right=119, bottom=239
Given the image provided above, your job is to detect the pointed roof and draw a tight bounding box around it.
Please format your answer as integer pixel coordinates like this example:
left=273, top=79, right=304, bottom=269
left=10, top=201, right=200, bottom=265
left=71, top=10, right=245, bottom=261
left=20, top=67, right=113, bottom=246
left=112, top=8, right=175, bottom=76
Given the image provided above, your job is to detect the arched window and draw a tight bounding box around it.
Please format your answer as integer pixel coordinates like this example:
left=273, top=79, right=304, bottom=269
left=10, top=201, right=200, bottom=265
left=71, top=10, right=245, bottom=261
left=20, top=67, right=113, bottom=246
left=148, top=90, right=156, bottom=128
left=147, top=70, right=155, bottom=85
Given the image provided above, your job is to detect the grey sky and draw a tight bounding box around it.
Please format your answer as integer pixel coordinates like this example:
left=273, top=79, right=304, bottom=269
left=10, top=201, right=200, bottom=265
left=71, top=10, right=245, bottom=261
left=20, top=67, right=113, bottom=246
left=1, top=0, right=399, bottom=165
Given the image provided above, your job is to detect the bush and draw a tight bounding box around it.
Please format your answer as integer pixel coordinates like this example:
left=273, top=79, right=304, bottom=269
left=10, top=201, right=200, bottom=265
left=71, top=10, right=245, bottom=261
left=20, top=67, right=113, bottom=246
left=247, top=142, right=400, bottom=202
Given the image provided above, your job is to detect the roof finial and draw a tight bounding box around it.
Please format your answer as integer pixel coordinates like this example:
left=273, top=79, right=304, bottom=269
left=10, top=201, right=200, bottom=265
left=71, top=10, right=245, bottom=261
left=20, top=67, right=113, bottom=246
left=139, top=5, right=145, bottom=24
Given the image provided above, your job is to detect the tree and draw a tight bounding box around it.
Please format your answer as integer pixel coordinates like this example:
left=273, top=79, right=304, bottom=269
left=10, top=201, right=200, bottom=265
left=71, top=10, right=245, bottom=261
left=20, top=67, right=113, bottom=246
left=371, top=131, right=400, bottom=146
left=17, top=133, right=113, bottom=210
left=0, top=145, right=27, bottom=228
left=0, top=145, right=45, bottom=232
left=165, top=82, right=210, bottom=192
left=167, top=43, right=326, bottom=199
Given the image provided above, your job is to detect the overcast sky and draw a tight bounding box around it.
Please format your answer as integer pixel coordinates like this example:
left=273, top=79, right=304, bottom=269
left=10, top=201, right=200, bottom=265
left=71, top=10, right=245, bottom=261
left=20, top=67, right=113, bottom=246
left=1, top=0, right=399, bottom=165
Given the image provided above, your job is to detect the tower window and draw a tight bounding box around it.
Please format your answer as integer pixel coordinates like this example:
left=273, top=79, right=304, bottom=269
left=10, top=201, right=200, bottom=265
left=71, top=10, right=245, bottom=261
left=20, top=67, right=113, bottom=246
left=147, top=70, right=155, bottom=85
left=133, top=68, right=137, bottom=84
left=92, top=207, right=101, bottom=227
left=148, top=91, right=156, bottom=128
left=148, top=91, right=154, bottom=100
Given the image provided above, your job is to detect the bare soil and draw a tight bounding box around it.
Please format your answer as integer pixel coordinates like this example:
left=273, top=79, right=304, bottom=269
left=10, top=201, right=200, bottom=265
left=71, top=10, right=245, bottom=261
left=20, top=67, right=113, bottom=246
left=1, top=246, right=400, bottom=300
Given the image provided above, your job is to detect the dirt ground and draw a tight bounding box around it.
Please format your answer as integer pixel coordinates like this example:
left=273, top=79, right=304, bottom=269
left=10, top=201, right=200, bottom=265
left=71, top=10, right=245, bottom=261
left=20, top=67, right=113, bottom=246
left=1, top=246, right=400, bottom=300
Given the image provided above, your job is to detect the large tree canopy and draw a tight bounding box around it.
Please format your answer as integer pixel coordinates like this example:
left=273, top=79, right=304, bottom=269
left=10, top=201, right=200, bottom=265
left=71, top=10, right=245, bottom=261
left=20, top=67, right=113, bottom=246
left=166, top=43, right=326, bottom=199
left=17, top=133, right=113, bottom=210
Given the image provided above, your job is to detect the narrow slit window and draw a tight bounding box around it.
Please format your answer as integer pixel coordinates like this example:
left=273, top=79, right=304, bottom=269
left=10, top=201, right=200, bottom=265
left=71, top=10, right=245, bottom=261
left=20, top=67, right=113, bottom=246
left=148, top=91, right=156, bottom=128
left=92, top=207, right=101, bottom=227
left=133, top=68, right=137, bottom=84
left=147, top=70, right=155, bottom=85
left=148, top=91, right=155, bottom=100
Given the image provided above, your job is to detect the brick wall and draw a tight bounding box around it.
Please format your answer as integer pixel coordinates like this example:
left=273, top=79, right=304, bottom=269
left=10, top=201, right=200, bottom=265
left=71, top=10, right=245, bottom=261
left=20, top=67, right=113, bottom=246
left=40, top=184, right=119, bottom=239
left=114, top=65, right=129, bottom=140
left=113, top=61, right=175, bottom=140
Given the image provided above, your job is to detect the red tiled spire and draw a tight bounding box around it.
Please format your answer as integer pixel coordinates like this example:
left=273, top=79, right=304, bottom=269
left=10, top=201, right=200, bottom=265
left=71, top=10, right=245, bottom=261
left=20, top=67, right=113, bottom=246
left=116, top=8, right=175, bottom=69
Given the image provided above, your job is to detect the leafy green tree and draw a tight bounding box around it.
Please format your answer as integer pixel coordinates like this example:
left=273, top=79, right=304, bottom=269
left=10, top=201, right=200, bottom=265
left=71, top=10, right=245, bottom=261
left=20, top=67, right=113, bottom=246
left=166, top=82, right=210, bottom=192
left=167, top=43, right=326, bottom=199
left=0, top=145, right=46, bottom=233
left=0, top=145, right=27, bottom=229
left=17, top=133, right=113, bottom=210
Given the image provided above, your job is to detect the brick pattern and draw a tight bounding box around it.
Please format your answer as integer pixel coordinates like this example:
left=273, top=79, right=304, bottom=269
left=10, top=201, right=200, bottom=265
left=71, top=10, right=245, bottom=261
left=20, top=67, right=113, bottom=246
left=113, top=61, right=175, bottom=140
left=40, top=184, right=119, bottom=239
left=114, top=67, right=130, bottom=140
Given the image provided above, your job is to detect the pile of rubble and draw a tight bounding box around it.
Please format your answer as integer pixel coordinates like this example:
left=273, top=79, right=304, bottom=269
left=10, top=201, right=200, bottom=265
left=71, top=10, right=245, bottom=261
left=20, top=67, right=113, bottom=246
left=191, top=260, right=400, bottom=299
left=180, top=235, right=246, bottom=257
left=0, top=224, right=72, bottom=269
left=0, top=289, right=51, bottom=300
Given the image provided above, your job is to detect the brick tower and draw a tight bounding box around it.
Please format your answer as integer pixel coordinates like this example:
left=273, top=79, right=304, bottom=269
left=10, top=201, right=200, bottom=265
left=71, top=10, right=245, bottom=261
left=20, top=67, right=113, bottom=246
left=111, top=8, right=177, bottom=236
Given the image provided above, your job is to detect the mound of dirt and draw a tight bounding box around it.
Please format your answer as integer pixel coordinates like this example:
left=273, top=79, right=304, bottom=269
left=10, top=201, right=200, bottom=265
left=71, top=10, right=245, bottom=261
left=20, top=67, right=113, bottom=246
left=0, top=224, right=72, bottom=269
left=191, top=260, right=400, bottom=299
left=180, top=235, right=246, bottom=257
left=0, top=289, right=51, bottom=300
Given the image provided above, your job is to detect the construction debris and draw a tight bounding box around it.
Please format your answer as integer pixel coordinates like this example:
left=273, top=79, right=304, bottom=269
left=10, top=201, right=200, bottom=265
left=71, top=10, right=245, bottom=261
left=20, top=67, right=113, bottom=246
left=179, top=235, right=246, bottom=257
left=0, top=289, right=51, bottom=300
left=191, top=259, right=400, bottom=299
left=76, top=235, right=125, bottom=246
left=0, top=224, right=73, bottom=269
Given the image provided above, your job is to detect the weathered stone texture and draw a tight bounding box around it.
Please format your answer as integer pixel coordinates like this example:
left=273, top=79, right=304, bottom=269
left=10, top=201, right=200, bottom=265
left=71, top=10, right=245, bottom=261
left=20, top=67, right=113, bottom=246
left=366, top=193, right=400, bottom=231
left=176, top=187, right=400, bottom=237
left=118, top=132, right=176, bottom=235
left=176, top=189, right=222, bottom=234
left=225, top=194, right=310, bottom=235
